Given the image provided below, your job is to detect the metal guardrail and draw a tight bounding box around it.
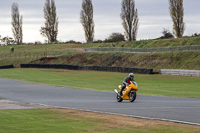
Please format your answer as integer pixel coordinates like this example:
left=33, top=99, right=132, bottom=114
left=83, top=45, right=200, bottom=53
left=161, top=69, right=200, bottom=77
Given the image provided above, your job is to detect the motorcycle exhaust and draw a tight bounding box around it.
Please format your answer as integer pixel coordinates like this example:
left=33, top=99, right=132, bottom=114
left=114, top=89, right=118, bottom=94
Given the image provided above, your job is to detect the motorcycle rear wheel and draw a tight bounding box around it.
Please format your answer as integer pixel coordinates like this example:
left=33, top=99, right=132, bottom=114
left=116, top=94, right=123, bottom=102
left=129, top=92, right=137, bottom=102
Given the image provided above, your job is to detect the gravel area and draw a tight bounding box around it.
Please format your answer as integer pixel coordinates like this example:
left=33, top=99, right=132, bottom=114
left=0, top=100, right=50, bottom=110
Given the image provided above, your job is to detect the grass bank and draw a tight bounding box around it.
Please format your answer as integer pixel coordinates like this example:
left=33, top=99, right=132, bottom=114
left=98, top=36, right=200, bottom=48
left=0, top=36, right=200, bottom=53
left=0, top=49, right=77, bottom=66
left=0, top=58, right=37, bottom=67
left=1, top=36, right=200, bottom=71
left=0, top=68, right=199, bottom=98
left=1, top=51, right=199, bottom=71
left=1, top=109, right=199, bottom=133
left=0, top=43, right=100, bottom=54
left=31, top=51, right=200, bottom=72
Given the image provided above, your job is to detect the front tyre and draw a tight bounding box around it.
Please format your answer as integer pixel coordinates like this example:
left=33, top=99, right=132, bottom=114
left=116, top=94, right=123, bottom=102
left=129, top=92, right=137, bottom=102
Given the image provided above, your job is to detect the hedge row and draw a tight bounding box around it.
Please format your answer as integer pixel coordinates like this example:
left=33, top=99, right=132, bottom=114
left=0, top=65, right=14, bottom=69
left=21, top=64, right=154, bottom=74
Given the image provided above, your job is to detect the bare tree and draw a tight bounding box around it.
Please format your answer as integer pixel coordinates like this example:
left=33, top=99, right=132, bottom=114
left=121, top=0, right=139, bottom=41
left=11, top=3, right=23, bottom=45
left=169, top=0, right=185, bottom=38
left=80, top=0, right=94, bottom=43
left=40, top=0, right=58, bottom=43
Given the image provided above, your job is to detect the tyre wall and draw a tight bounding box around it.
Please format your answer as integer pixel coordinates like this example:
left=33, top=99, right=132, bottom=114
left=20, top=64, right=154, bottom=74
left=0, top=65, right=14, bottom=69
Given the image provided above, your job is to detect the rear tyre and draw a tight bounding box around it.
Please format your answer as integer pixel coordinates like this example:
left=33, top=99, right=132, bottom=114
left=116, top=94, right=123, bottom=102
left=129, top=92, right=137, bottom=102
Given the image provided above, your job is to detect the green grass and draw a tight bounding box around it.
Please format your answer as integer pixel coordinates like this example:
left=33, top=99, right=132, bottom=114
left=0, top=109, right=103, bottom=133
left=0, top=109, right=199, bottom=133
left=0, top=68, right=199, bottom=98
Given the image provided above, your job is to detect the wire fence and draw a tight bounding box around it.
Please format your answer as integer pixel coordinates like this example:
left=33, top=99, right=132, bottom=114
left=0, top=51, right=68, bottom=59
left=83, top=45, right=200, bottom=53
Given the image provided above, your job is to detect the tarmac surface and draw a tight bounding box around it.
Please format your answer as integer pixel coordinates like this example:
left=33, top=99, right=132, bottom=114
left=0, top=78, right=200, bottom=125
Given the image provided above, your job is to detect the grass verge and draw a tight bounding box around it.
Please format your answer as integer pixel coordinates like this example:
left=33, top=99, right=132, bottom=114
left=0, top=68, right=200, bottom=98
left=0, top=108, right=200, bottom=133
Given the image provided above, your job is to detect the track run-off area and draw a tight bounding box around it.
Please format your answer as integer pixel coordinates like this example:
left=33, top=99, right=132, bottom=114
left=0, top=78, right=200, bottom=126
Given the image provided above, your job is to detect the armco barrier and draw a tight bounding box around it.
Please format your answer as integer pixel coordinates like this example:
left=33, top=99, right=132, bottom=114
left=21, top=64, right=154, bottom=74
left=0, top=65, right=14, bottom=69
left=161, top=69, right=200, bottom=77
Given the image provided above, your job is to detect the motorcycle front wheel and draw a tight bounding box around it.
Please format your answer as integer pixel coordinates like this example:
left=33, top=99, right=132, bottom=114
left=129, top=92, right=137, bottom=102
left=116, top=94, right=123, bottom=102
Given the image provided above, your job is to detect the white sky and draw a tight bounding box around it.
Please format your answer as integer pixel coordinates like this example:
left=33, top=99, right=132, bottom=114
left=0, top=0, right=200, bottom=43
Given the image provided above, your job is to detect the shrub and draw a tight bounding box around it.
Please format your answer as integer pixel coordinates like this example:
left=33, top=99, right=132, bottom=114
left=104, top=33, right=125, bottom=42
left=158, top=28, right=174, bottom=39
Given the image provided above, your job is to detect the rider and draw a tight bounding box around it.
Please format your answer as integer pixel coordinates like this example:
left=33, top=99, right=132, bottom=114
left=119, top=73, right=135, bottom=96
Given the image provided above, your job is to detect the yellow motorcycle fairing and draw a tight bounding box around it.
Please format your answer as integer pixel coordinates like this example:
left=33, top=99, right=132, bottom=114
left=118, top=81, right=138, bottom=100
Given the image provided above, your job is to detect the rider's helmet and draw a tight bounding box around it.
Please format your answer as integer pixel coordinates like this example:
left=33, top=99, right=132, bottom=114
left=129, top=73, right=134, bottom=80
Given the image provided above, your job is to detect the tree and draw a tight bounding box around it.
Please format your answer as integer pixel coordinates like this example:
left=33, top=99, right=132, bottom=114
left=40, top=0, right=58, bottom=43
left=169, top=0, right=185, bottom=38
left=11, top=3, right=23, bottom=45
left=80, top=0, right=94, bottom=43
left=121, top=0, right=139, bottom=41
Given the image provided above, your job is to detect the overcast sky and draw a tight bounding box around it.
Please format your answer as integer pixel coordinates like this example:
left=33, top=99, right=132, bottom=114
left=0, top=0, right=200, bottom=43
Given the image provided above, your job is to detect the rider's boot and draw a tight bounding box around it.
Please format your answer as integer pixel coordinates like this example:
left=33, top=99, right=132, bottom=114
left=119, top=87, right=124, bottom=96
left=119, top=91, right=122, bottom=96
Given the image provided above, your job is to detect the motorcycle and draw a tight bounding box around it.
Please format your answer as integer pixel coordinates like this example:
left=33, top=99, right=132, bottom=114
left=114, top=81, right=138, bottom=102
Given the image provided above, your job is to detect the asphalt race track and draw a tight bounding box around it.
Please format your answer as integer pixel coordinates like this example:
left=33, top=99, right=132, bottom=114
left=0, top=78, right=200, bottom=125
